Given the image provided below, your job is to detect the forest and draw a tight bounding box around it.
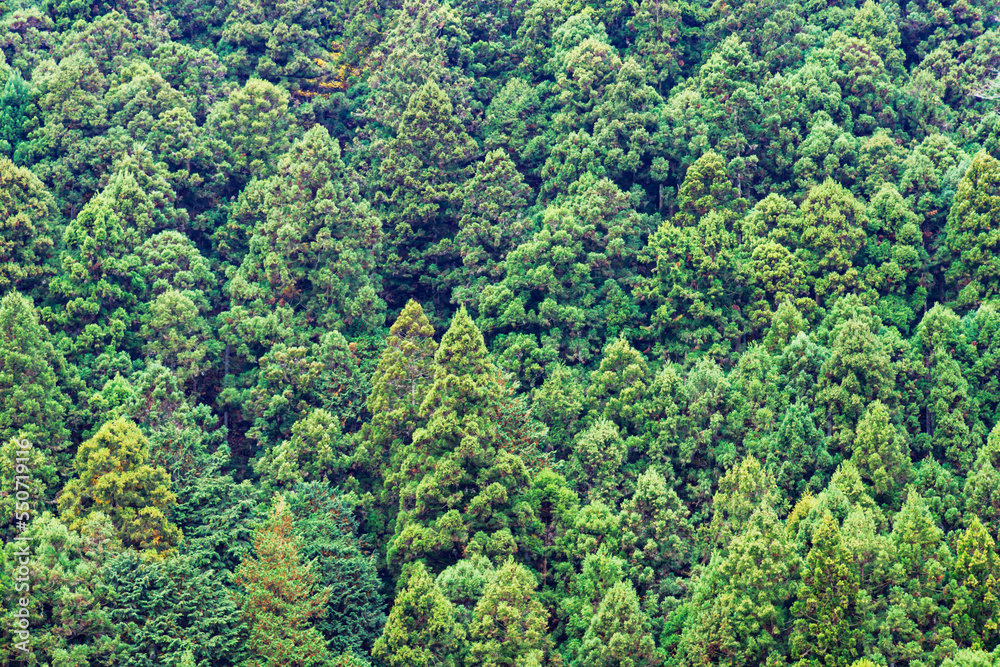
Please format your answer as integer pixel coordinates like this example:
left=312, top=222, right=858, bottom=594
left=2, top=0, right=1000, bottom=664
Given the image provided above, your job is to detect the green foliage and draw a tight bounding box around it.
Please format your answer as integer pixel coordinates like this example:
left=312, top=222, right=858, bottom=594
left=102, top=551, right=247, bottom=667
left=790, top=511, right=867, bottom=667
left=0, top=292, right=71, bottom=461
left=227, top=124, right=384, bottom=335
left=945, top=151, right=1000, bottom=309
left=467, top=559, right=553, bottom=667
left=680, top=507, right=799, bottom=667
left=4, top=2, right=1000, bottom=665
left=577, top=580, right=661, bottom=667
left=286, top=483, right=386, bottom=655
left=852, top=400, right=910, bottom=501
left=0, top=157, right=56, bottom=293
left=0, top=512, right=122, bottom=665
left=372, top=561, right=467, bottom=667
left=377, top=78, right=479, bottom=308
left=59, top=418, right=181, bottom=555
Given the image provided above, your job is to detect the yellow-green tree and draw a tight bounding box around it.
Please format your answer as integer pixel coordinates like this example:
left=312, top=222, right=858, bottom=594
left=58, top=418, right=181, bottom=555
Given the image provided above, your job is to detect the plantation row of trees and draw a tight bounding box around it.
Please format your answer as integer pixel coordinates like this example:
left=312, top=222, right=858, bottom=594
left=3, top=0, right=1000, bottom=663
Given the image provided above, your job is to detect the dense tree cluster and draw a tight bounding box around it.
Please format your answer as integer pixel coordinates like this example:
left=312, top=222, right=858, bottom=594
left=3, top=0, right=1000, bottom=665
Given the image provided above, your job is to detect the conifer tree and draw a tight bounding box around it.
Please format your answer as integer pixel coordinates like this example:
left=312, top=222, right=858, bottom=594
left=227, top=124, right=384, bottom=335
left=377, top=79, right=479, bottom=308
left=950, top=516, right=1000, bottom=650
left=364, top=300, right=438, bottom=510
left=790, top=511, right=867, bottom=667
left=817, top=315, right=897, bottom=455
left=58, top=418, right=181, bottom=555
left=204, top=78, right=291, bottom=195
left=709, top=456, right=783, bottom=551
left=577, top=580, right=661, bottom=667
left=102, top=550, right=247, bottom=667
left=389, top=308, right=533, bottom=569
left=681, top=507, right=800, bottom=667
left=0, top=156, right=57, bottom=293
left=234, top=496, right=331, bottom=667
left=286, top=483, right=386, bottom=656
left=0, top=291, right=71, bottom=456
left=945, top=151, right=1000, bottom=309
left=362, top=0, right=477, bottom=132
left=372, top=561, right=466, bottom=667
left=451, top=149, right=535, bottom=311
left=964, top=424, right=1000, bottom=532
left=588, top=337, right=651, bottom=438
left=0, top=512, right=122, bottom=665
left=559, top=545, right=627, bottom=659
left=927, top=347, right=978, bottom=470
left=466, top=559, right=553, bottom=667
left=877, top=491, right=955, bottom=666
left=799, top=180, right=868, bottom=307
left=620, top=467, right=694, bottom=597
left=852, top=401, right=910, bottom=501
left=479, top=175, right=648, bottom=383
left=567, top=419, right=628, bottom=504
left=0, top=68, right=33, bottom=159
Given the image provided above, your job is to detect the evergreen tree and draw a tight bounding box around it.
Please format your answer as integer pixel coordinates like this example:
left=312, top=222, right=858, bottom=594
left=479, top=175, right=648, bottom=383
left=58, top=418, right=181, bottom=554
left=0, top=68, right=33, bottom=160
left=681, top=507, right=800, bottom=667
left=877, top=490, right=956, bottom=666
left=451, top=149, right=535, bottom=311
left=227, top=124, right=384, bottom=335
left=708, top=456, right=783, bottom=551
left=372, top=561, right=467, bottom=667
left=377, top=79, right=479, bottom=309
left=965, top=423, right=1000, bottom=539
left=790, top=511, right=867, bottom=667
left=204, top=78, right=292, bottom=195
left=363, top=300, right=438, bottom=517
left=577, top=580, right=661, bottom=667
left=361, top=0, right=477, bottom=133
left=0, top=512, right=122, bottom=665
left=0, top=292, right=71, bottom=460
left=389, top=308, right=535, bottom=569
left=950, top=516, right=1000, bottom=650
left=286, top=483, right=386, bottom=655
left=234, top=496, right=331, bottom=667
left=817, top=314, right=897, bottom=455
left=852, top=401, right=910, bottom=502
left=945, top=151, right=1000, bottom=309
left=47, top=185, right=141, bottom=376
left=0, top=156, right=57, bottom=293
left=566, top=419, right=628, bottom=504
left=102, top=551, right=247, bottom=667
left=466, top=559, right=553, bottom=667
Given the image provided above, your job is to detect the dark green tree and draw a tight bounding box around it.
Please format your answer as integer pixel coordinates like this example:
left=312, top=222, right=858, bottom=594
left=286, top=483, right=386, bottom=655
left=944, top=151, right=1000, bottom=309
left=102, top=551, right=247, bottom=667
left=377, top=79, right=479, bottom=309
